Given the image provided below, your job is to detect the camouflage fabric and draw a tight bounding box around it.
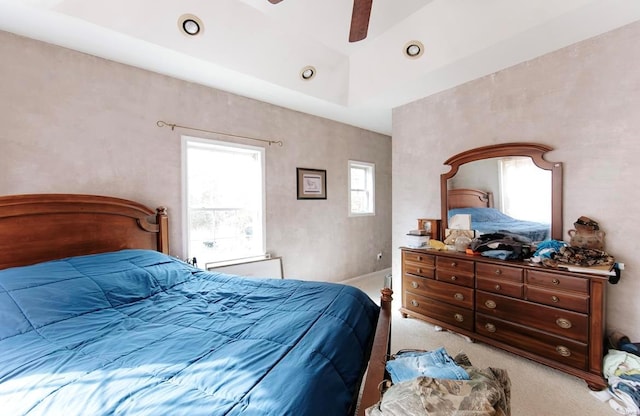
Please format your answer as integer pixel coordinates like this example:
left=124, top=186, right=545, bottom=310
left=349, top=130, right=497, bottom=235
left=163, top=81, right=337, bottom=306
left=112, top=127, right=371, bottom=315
left=366, top=354, right=510, bottom=416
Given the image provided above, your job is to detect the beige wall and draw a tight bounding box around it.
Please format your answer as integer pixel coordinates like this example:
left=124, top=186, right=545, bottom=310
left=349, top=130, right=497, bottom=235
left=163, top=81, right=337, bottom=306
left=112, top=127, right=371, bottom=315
left=393, top=21, right=640, bottom=339
left=0, top=31, right=392, bottom=282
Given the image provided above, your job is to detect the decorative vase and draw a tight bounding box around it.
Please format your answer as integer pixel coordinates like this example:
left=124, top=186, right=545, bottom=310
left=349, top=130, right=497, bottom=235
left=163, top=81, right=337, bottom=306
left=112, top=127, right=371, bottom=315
left=568, top=228, right=606, bottom=250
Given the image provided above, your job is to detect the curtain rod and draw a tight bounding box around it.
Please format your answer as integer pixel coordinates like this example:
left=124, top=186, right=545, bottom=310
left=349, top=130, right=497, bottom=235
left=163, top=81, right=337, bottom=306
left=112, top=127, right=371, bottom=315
left=156, top=120, right=283, bottom=147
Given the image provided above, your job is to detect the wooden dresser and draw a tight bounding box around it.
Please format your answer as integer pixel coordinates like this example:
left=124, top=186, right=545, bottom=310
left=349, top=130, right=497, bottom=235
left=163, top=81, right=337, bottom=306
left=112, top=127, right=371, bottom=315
left=400, top=247, right=609, bottom=389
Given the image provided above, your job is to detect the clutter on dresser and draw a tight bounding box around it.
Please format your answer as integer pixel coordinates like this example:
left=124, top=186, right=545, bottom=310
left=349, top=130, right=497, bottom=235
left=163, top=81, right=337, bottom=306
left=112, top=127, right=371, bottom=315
left=468, top=231, right=533, bottom=260
left=442, top=213, right=477, bottom=252
left=528, top=216, right=619, bottom=280
left=417, top=218, right=441, bottom=241
left=408, top=218, right=443, bottom=248
left=448, top=213, right=472, bottom=230
left=443, top=229, right=475, bottom=250
left=408, top=228, right=429, bottom=236
left=568, top=215, right=606, bottom=250
left=406, top=229, right=430, bottom=248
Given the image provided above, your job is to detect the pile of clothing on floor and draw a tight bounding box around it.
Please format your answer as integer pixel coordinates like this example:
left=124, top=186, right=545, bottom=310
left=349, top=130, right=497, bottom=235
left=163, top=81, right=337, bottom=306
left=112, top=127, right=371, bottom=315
left=366, top=348, right=511, bottom=416
left=593, top=332, right=640, bottom=415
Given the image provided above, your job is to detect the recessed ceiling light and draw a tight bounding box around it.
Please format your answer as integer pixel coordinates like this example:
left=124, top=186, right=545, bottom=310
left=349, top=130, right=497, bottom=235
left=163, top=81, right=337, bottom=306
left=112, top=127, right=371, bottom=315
left=300, top=66, right=316, bottom=81
left=178, top=14, right=204, bottom=37
left=403, top=40, right=424, bottom=59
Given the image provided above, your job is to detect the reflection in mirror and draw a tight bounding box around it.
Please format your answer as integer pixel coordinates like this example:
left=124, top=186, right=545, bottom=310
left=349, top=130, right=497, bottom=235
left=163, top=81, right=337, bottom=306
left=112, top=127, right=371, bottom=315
left=441, top=143, right=563, bottom=241
left=448, top=157, right=551, bottom=241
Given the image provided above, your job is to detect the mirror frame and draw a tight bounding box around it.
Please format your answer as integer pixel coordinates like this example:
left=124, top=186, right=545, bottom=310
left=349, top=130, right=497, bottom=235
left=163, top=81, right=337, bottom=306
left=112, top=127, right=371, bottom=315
left=440, top=142, right=563, bottom=241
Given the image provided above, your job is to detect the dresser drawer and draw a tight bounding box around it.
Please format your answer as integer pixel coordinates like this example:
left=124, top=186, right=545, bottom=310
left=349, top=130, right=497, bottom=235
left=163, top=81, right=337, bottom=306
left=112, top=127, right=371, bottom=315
left=403, top=274, right=431, bottom=297
left=525, top=286, right=589, bottom=314
left=476, top=291, right=588, bottom=342
left=436, top=257, right=474, bottom=275
left=527, top=270, right=589, bottom=294
left=403, top=251, right=435, bottom=278
left=419, top=278, right=474, bottom=309
left=476, top=314, right=588, bottom=370
left=404, top=263, right=434, bottom=279
left=477, top=276, right=523, bottom=298
left=405, top=292, right=474, bottom=331
left=435, top=269, right=474, bottom=288
left=476, top=263, right=523, bottom=283
left=436, top=257, right=474, bottom=287
left=404, top=251, right=435, bottom=267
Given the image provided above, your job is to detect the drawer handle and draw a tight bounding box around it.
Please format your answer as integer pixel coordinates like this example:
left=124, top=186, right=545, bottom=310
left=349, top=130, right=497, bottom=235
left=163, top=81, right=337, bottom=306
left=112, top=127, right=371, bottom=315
left=485, top=300, right=497, bottom=309
left=551, top=295, right=559, bottom=303
left=450, top=275, right=458, bottom=281
left=556, top=318, right=572, bottom=329
left=494, top=284, right=502, bottom=291
left=552, top=278, right=560, bottom=285
left=454, top=313, right=464, bottom=322
left=417, top=256, right=423, bottom=261
left=411, top=281, right=419, bottom=289
left=485, top=323, right=496, bottom=333
left=494, top=269, right=502, bottom=275
left=411, top=300, right=419, bottom=307
left=451, top=262, right=457, bottom=267
left=417, top=268, right=422, bottom=274
left=556, top=345, right=572, bottom=357
left=454, top=293, right=464, bottom=301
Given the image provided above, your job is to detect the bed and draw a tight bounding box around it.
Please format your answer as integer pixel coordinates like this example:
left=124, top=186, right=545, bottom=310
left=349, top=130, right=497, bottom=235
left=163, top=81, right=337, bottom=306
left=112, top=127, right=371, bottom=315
left=0, top=194, right=392, bottom=416
left=447, top=188, right=550, bottom=242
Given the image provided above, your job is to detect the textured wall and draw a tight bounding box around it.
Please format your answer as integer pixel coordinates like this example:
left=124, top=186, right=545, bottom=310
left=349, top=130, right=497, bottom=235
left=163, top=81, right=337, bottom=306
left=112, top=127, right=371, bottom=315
left=0, top=31, right=392, bottom=282
left=393, top=21, right=640, bottom=339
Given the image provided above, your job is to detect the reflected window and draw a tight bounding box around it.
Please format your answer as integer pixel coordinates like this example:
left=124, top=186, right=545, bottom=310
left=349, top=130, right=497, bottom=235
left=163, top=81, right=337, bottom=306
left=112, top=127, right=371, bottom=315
left=183, top=137, right=265, bottom=265
left=499, top=157, right=551, bottom=223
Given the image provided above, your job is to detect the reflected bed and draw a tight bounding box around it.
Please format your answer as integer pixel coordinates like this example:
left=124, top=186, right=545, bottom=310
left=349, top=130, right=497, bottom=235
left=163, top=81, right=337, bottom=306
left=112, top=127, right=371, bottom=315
left=448, top=188, right=550, bottom=242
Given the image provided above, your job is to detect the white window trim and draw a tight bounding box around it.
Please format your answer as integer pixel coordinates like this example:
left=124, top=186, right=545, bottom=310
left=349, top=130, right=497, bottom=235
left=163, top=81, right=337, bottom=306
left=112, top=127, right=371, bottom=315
left=348, top=160, right=376, bottom=217
left=181, top=135, right=266, bottom=263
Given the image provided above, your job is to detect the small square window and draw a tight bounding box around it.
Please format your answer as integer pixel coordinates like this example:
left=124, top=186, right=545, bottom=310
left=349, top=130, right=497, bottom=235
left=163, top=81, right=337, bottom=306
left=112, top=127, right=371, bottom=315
left=349, top=160, right=375, bottom=216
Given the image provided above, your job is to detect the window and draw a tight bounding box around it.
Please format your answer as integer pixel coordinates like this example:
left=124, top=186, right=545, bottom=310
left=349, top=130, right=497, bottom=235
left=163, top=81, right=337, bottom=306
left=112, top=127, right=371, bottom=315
left=183, top=136, right=265, bottom=266
left=349, top=160, right=375, bottom=216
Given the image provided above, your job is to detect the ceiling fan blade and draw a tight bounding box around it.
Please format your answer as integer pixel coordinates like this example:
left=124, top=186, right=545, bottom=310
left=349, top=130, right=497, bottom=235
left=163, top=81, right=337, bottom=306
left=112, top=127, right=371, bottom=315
left=268, top=0, right=283, bottom=4
left=349, top=0, right=373, bottom=42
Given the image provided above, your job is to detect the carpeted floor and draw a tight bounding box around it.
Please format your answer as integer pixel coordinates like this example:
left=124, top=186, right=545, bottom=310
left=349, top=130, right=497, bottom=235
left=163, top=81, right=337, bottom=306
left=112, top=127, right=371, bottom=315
left=345, top=270, right=617, bottom=416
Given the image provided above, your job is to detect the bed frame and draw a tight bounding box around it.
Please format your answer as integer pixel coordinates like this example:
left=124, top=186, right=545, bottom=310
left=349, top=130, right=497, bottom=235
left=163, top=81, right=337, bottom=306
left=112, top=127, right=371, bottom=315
left=447, top=188, right=494, bottom=209
left=0, top=193, right=391, bottom=415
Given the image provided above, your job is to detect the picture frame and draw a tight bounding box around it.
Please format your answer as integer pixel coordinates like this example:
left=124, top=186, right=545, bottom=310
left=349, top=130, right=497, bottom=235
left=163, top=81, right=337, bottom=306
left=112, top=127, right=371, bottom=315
left=297, top=168, right=327, bottom=200
left=417, top=218, right=442, bottom=241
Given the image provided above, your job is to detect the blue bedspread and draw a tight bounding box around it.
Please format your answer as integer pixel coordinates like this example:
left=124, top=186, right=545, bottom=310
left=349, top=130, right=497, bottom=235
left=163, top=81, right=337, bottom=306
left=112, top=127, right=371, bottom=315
left=0, top=250, right=379, bottom=415
left=449, top=207, right=550, bottom=242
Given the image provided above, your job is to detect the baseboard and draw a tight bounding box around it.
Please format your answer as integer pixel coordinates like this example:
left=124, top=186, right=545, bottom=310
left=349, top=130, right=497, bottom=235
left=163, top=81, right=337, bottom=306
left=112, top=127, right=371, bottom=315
left=341, top=267, right=391, bottom=285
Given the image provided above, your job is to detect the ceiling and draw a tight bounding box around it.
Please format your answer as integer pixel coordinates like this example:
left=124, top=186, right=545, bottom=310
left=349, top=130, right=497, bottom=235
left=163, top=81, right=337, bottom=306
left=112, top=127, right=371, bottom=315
left=1, top=0, right=639, bottom=135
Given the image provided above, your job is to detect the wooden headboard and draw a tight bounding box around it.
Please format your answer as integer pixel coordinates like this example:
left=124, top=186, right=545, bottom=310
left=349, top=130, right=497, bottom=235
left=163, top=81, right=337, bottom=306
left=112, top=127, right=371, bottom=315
left=448, top=188, right=494, bottom=209
left=0, top=194, right=169, bottom=270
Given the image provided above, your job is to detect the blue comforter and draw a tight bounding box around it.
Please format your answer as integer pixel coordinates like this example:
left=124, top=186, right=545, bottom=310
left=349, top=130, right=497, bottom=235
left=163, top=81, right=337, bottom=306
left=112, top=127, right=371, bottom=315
left=0, top=250, right=379, bottom=415
left=449, top=207, right=550, bottom=242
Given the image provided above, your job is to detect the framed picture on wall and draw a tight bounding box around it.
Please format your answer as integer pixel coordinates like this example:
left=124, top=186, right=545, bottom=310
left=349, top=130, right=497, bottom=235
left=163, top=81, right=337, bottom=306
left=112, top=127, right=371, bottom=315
left=297, top=168, right=327, bottom=200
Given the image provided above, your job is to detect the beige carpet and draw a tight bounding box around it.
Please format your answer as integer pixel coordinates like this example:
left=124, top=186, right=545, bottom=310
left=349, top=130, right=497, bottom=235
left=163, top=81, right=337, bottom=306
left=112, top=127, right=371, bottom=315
left=346, top=272, right=617, bottom=416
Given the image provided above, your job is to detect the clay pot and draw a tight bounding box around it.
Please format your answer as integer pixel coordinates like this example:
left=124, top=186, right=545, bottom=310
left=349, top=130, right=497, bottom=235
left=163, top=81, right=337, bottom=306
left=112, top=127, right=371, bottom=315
left=568, top=228, right=606, bottom=250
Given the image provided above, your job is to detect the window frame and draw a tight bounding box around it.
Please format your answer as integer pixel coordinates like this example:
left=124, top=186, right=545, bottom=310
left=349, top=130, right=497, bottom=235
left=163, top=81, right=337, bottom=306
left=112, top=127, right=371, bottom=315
left=348, top=160, right=376, bottom=217
left=181, top=135, right=266, bottom=264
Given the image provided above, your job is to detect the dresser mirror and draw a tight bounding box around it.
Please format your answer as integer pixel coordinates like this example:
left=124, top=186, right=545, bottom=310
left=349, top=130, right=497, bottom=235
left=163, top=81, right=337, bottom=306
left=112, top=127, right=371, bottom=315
left=440, top=143, right=563, bottom=241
